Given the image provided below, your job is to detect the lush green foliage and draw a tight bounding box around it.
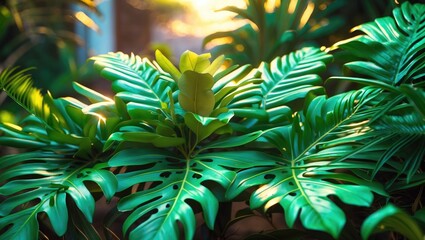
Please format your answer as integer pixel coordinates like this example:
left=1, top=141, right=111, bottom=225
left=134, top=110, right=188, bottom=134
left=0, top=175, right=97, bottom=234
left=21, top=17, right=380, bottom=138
left=203, top=0, right=347, bottom=65
left=1, top=1, right=425, bottom=240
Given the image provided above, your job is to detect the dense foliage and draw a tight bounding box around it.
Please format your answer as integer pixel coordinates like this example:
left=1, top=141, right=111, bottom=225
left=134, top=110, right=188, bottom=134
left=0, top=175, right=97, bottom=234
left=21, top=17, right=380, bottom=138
left=1, top=1, right=425, bottom=240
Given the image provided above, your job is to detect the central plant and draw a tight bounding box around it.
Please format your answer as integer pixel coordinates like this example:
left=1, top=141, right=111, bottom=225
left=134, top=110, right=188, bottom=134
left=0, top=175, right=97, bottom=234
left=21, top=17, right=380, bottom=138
left=91, top=50, right=277, bottom=239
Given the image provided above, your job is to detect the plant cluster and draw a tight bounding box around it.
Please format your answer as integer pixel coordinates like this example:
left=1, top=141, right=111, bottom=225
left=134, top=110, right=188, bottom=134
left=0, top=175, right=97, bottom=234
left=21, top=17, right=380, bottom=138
left=0, top=1, right=425, bottom=240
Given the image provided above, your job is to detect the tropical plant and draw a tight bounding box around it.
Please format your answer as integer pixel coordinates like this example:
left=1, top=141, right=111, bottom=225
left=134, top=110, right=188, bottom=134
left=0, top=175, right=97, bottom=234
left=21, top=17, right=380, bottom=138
left=1, top=1, right=425, bottom=240
left=202, top=0, right=348, bottom=66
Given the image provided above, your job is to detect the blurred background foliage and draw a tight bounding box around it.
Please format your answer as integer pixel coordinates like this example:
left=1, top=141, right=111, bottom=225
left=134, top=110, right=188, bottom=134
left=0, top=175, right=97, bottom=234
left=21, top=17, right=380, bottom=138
left=202, top=0, right=408, bottom=66
left=0, top=0, right=99, bottom=91
left=0, top=0, right=99, bottom=124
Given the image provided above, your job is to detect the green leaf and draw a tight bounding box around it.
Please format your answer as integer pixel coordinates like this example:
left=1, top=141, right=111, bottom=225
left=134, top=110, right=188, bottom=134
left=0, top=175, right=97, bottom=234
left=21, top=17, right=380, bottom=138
left=72, top=82, right=113, bottom=103
left=361, top=204, right=424, bottom=240
left=200, top=131, right=263, bottom=151
left=335, top=2, right=425, bottom=85
left=155, top=49, right=181, bottom=81
left=399, top=85, right=425, bottom=119
left=0, top=67, right=66, bottom=132
left=179, top=50, right=211, bottom=73
left=0, top=151, right=117, bottom=239
left=210, top=64, right=265, bottom=124
left=260, top=47, right=332, bottom=122
left=108, top=148, right=281, bottom=240
left=203, top=0, right=345, bottom=65
left=205, top=55, right=225, bottom=75
left=91, top=52, right=175, bottom=111
left=178, top=70, right=215, bottom=116
left=43, top=192, right=68, bottom=236
left=104, top=132, right=185, bottom=150
left=228, top=88, right=387, bottom=238
left=184, top=112, right=233, bottom=143
left=0, top=207, right=39, bottom=240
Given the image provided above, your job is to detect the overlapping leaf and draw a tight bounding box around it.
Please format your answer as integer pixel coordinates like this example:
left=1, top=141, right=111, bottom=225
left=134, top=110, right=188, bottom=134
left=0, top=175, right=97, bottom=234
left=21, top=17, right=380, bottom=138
left=91, top=52, right=175, bottom=112
left=228, top=88, right=388, bottom=238
left=0, top=69, right=122, bottom=239
left=0, top=68, right=65, bottom=131
left=0, top=151, right=117, bottom=239
left=333, top=2, right=425, bottom=86
left=107, top=132, right=278, bottom=240
left=0, top=68, right=122, bottom=157
left=203, top=0, right=346, bottom=65
left=328, top=2, right=425, bottom=191
left=361, top=204, right=424, bottom=240
left=259, top=47, right=332, bottom=123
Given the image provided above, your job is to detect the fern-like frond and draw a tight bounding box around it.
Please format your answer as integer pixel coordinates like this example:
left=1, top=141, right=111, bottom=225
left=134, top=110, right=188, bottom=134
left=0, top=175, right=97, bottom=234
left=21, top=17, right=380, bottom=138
left=0, top=67, right=65, bottom=131
left=0, top=151, right=117, bottom=239
left=333, top=2, right=425, bottom=85
left=228, top=88, right=388, bottom=238
left=91, top=52, right=176, bottom=112
left=369, top=106, right=425, bottom=185
left=259, top=47, right=332, bottom=123
left=203, top=0, right=345, bottom=65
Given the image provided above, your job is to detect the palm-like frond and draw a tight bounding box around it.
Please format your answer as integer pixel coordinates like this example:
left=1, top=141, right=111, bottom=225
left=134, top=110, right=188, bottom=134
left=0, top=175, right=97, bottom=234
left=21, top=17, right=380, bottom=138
left=0, top=67, right=65, bottom=131
left=0, top=68, right=122, bottom=239
left=203, top=0, right=345, bottom=65
left=259, top=47, right=332, bottom=123
left=89, top=53, right=185, bottom=149
left=228, top=88, right=388, bottom=238
left=327, top=2, right=425, bottom=191
left=6, top=0, right=99, bottom=40
left=212, top=64, right=265, bottom=119
left=91, top=52, right=176, bottom=112
left=0, top=68, right=125, bottom=157
left=369, top=104, right=425, bottom=185
left=0, top=151, right=117, bottom=239
left=333, top=2, right=425, bottom=86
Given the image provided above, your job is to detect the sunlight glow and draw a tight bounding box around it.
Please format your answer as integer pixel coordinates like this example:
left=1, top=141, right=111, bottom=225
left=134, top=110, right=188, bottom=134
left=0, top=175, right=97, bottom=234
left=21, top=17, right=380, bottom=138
left=265, top=0, right=281, bottom=13
left=203, top=37, right=233, bottom=50
left=166, top=0, right=246, bottom=37
left=299, top=2, right=315, bottom=29
left=257, top=185, right=278, bottom=202
left=4, top=122, right=22, bottom=131
left=265, top=196, right=283, bottom=210
left=288, top=0, right=298, bottom=14
left=75, top=11, right=99, bottom=32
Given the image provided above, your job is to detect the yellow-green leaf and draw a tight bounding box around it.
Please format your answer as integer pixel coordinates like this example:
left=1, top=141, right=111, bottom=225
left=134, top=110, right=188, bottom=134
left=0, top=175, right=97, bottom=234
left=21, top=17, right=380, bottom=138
left=178, top=71, right=215, bottom=117
left=155, top=50, right=181, bottom=81
left=179, top=50, right=211, bottom=73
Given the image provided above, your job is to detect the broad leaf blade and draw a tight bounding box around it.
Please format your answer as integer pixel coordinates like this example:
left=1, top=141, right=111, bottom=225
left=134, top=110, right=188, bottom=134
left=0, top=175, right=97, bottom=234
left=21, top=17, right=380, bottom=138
left=178, top=71, right=215, bottom=117
left=361, top=204, right=424, bottom=240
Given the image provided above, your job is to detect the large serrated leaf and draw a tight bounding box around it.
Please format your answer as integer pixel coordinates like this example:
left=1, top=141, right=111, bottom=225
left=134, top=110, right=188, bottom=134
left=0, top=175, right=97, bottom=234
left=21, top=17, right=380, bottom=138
left=0, top=151, right=117, bottom=239
left=228, top=88, right=388, bottom=238
left=108, top=148, right=281, bottom=240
